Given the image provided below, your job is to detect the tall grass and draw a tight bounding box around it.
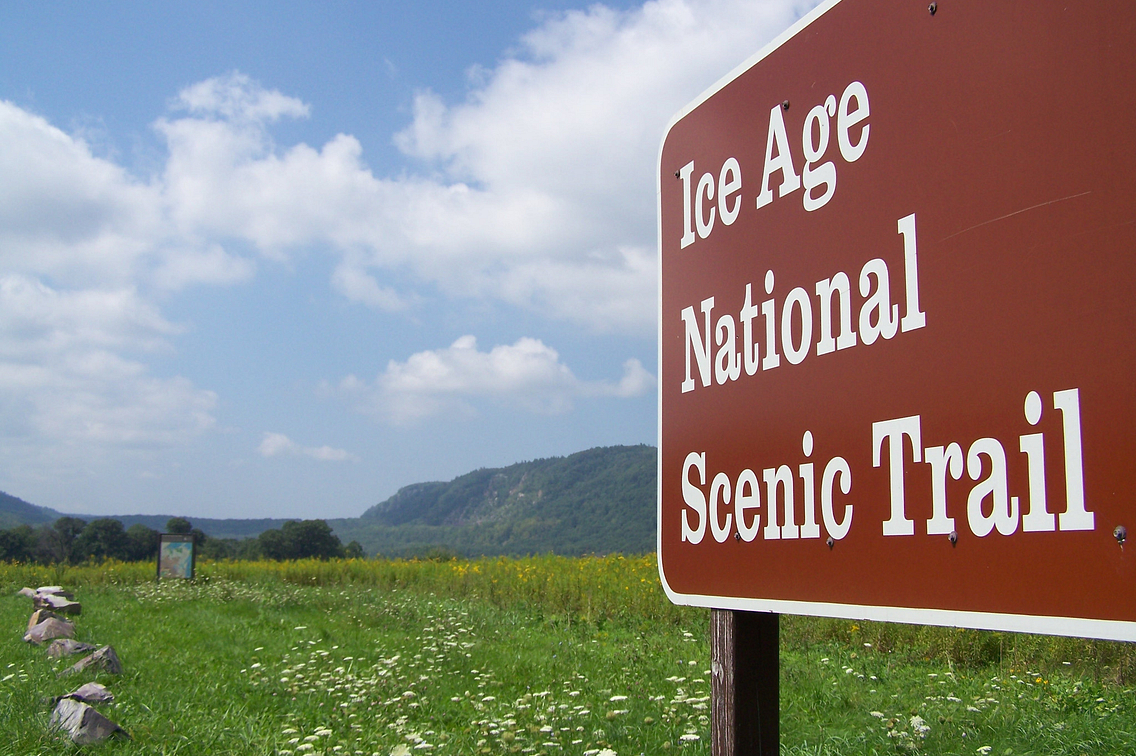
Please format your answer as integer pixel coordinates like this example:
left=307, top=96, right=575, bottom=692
left=3, top=554, right=1133, bottom=683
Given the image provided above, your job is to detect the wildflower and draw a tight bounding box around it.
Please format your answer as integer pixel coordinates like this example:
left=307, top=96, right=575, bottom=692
left=609, top=695, right=628, bottom=702
left=679, top=733, right=700, bottom=742
left=976, top=748, right=993, bottom=755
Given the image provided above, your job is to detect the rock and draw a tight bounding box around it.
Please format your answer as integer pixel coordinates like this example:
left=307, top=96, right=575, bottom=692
left=50, top=698, right=128, bottom=744
left=34, top=594, right=81, bottom=615
left=35, top=586, right=74, bottom=599
left=62, top=645, right=123, bottom=676
left=64, top=682, right=115, bottom=704
left=27, top=609, right=60, bottom=633
left=18, top=587, right=36, bottom=598
left=46, top=639, right=98, bottom=658
left=24, top=617, right=76, bottom=644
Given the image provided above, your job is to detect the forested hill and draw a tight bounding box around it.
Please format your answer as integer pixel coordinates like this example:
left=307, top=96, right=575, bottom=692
left=0, top=491, right=57, bottom=530
left=0, top=445, right=659, bottom=557
left=334, top=445, right=657, bottom=557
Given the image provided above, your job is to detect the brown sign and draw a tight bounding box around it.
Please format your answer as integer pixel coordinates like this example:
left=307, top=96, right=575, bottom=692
left=657, top=0, right=1136, bottom=641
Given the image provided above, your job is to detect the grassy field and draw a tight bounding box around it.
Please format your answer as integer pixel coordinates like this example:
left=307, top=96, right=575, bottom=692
left=1, top=556, right=1134, bottom=755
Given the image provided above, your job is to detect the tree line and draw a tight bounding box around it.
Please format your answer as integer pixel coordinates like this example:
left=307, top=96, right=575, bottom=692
left=0, top=516, right=363, bottom=564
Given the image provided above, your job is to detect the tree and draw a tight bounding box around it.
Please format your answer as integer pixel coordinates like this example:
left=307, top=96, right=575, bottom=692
left=74, top=519, right=129, bottom=562
left=258, top=520, right=345, bottom=560
left=124, top=524, right=161, bottom=562
left=37, top=517, right=88, bottom=564
left=283, top=520, right=345, bottom=560
left=166, top=517, right=207, bottom=549
left=0, top=525, right=37, bottom=563
left=257, top=527, right=290, bottom=560
left=344, top=540, right=365, bottom=559
left=166, top=517, right=192, bottom=534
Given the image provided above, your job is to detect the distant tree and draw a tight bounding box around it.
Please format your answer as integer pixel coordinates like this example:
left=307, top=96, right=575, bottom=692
left=37, top=517, right=88, bottom=564
left=166, top=517, right=192, bottom=534
left=0, top=525, right=37, bottom=563
left=258, top=520, right=345, bottom=560
left=189, top=527, right=208, bottom=549
left=124, top=524, right=161, bottom=562
left=74, top=518, right=129, bottom=562
left=283, top=520, right=345, bottom=560
left=232, top=537, right=262, bottom=561
left=344, top=540, right=365, bottom=559
left=257, top=527, right=290, bottom=560
left=165, top=517, right=207, bottom=550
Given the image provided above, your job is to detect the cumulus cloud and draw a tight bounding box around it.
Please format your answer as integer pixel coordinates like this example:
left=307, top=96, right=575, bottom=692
left=173, top=71, right=310, bottom=123
left=0, top=102, right=233, bottom=459
left=0, top=0, right=810, bottom=470
left=258, top=432, right=357, bottom=462
left=0, top=275, right=216, bottom=447
left=142, top=1, right=813, bottom=332
left=334, top=335, right=654, bottom=425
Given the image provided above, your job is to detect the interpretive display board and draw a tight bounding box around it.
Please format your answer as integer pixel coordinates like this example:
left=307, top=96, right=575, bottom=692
left=158, top=534, right=196, bottom=580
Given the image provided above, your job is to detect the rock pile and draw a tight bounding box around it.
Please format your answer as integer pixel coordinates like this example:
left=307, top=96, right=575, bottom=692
left=17, top=585, right=129, bottom=745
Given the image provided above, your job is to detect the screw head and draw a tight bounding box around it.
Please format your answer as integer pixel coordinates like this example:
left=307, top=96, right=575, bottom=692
left=733, top=531, right=741, bottom=541
left=781, top=99, right=790, bottom=111
left=929, top=2, right=937, bottom=15
left=949, top=530, right=958, bottom=546
left=1115, top=525, right=1127, bottom=545
left=826, top=536, right=835, bottom=550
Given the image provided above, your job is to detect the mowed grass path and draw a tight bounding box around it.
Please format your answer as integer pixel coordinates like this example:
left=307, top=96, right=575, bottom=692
left=0, top=556, right=1133, bottom=755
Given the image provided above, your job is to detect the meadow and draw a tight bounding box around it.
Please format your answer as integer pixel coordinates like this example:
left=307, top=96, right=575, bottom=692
left=1, top=556, right=1133, bottom=755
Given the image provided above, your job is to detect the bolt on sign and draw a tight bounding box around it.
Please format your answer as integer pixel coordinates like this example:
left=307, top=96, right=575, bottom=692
left=657, top=0, right=1136, bottom=641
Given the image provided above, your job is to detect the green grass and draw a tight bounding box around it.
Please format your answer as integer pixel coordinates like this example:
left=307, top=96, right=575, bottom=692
left=1, top=558, right=1134, bottom=755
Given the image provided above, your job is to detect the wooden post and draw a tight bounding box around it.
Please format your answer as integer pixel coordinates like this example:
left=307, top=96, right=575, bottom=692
left=710, top=609, right=779, bottom=756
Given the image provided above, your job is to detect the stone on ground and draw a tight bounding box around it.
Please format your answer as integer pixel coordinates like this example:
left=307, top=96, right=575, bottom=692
left=27, top=609, right=60, bottom=633
left=46, top=638, right=98, bottom=658
left=24, top=617, right=76, bottom=644
left=63, top=645, right=123, bottom=676
left=35, top=586, right=74, bottom=599
left=64, top=682, right=116, bottom=704
left=34, top=594, right=82, bottom=615
left=50, top=698, right=127, bottom=744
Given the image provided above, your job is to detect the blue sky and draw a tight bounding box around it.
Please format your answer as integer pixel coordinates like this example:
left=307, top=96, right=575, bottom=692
left=0, top=0, right=814, bottom=519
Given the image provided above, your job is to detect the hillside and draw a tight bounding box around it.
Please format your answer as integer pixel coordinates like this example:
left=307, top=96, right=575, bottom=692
left=0, top=445, right=659, bottom=556
left=333, top=445, right=657, bottom=557
left=0, top=491, right=58, bottom=530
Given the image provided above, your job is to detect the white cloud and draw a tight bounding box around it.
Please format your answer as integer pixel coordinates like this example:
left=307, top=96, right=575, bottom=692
left=0, top=100, right=162, bottom=287
left=335, top=335, right=655, bottom=425
left=258, top=432, right=357, bottom=462
left=0, top=275, right=216, bottom=448
left=0, top=1, right=809, bottom=473
left=330, top=261, right=412, bottom=312
left=174, top=71, right=310, bottom=123
left=142, top=1, right=813, bottom=332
